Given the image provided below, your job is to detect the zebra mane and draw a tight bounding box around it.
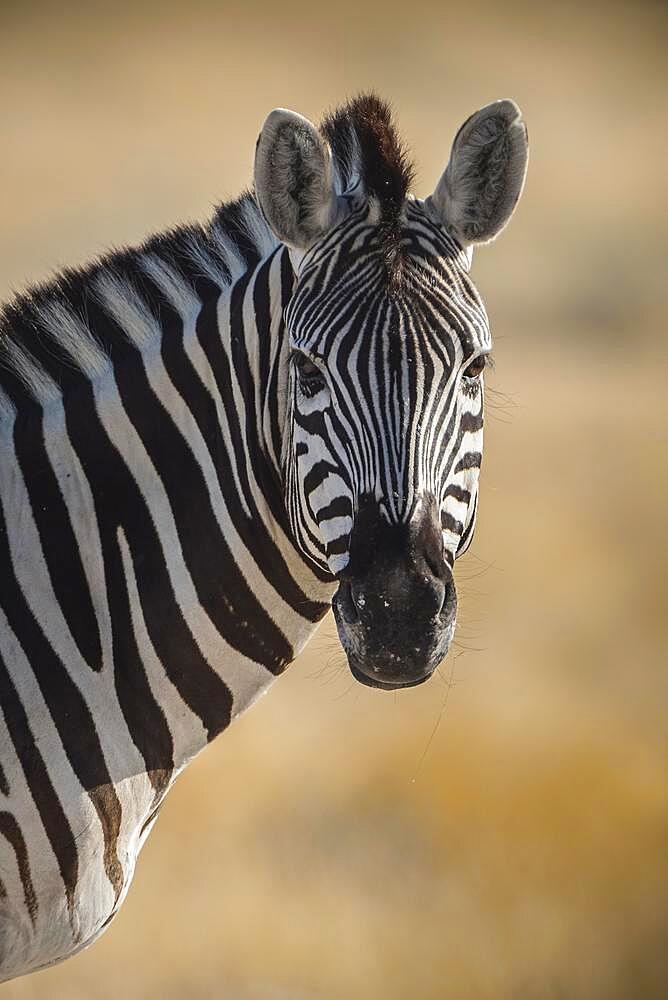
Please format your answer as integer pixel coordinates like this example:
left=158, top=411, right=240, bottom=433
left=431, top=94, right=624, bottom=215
left=321, top=94, right=415, bottom=276
left=321, top=94, right=414, bottom=212
left=0, top=193, right=278, bottom=416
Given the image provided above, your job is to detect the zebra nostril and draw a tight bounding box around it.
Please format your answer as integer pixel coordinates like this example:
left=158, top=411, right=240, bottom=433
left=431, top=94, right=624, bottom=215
left=423, top=574, right=446, bottom=618
left=335, top=581, right=360, bottom=625
left=418, top=565, right=450, bottom=618
left=425, top=548, right=446, bottom=581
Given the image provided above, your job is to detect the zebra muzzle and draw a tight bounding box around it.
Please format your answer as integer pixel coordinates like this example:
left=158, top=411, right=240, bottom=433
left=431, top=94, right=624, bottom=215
left=332, top=496, right=457, bottom=690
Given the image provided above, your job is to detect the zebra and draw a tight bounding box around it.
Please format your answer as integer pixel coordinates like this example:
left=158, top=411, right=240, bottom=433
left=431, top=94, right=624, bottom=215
left=0, top=94, right=527, bottom=980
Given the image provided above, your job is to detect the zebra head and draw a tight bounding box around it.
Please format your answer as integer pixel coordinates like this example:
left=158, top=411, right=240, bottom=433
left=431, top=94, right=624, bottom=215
left=255, top=96, right=528, bottom=690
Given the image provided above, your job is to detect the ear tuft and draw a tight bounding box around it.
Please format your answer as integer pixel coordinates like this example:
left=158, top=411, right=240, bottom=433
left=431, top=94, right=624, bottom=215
left=254, top=109, right=337, bottom=250
left=431, top=100, right=528, bottom=246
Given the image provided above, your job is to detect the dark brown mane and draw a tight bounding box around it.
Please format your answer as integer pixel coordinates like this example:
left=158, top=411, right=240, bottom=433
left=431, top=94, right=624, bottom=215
left=321, top=94, right=415, bottom=226
left=320, top=94, right=415, bottom=287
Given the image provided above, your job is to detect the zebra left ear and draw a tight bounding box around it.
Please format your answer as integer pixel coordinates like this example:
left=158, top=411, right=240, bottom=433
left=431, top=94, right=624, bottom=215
left=254, top=108, right=338, bottom=251
left=429, top=100, right=528, bottom=247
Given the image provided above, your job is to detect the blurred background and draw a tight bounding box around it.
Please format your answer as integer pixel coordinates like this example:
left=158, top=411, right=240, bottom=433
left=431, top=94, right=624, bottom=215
left=1, top=1, right=666, bottom=997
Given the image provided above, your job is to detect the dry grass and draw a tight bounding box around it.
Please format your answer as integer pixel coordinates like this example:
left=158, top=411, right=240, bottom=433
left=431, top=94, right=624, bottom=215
left=1, top=1, right=667, bottom=997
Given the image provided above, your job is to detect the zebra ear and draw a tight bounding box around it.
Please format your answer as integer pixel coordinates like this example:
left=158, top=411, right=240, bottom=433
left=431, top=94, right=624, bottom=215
left=429, top=100, right=528, bottom=247
left=254, top=109, right=338, bottom=251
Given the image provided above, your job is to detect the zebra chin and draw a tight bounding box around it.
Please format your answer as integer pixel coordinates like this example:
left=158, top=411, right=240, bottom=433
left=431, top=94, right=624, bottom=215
left=334, top=593, right=455, bottom=691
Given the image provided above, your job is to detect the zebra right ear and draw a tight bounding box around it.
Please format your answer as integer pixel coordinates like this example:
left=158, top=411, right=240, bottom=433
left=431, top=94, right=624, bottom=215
left=429, top=100, right=528, bottom=247
left=254, top=109, right=338, bottom=251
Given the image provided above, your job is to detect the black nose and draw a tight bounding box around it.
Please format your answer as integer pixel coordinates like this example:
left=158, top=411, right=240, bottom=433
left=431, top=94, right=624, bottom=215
left=337, top=568, right=450, bottom=627
left=332, top=494, right=457, bottom=689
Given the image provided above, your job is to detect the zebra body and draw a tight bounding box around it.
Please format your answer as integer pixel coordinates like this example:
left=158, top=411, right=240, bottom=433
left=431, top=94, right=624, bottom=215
left=0, top=95, right=527, bottom=980
left=0, top=225, right=335, bottom=977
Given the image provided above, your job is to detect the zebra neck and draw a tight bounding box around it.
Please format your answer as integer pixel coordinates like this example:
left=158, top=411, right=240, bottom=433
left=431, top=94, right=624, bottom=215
left=0, top=243, right=335, bottom=798
left=120, top=243, right=336, bottom=753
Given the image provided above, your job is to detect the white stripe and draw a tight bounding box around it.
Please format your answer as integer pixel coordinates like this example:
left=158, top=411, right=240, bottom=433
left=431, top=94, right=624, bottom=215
left=37, top=300, right=109, bottom=379
left=1, top=337, right=61, bottom=406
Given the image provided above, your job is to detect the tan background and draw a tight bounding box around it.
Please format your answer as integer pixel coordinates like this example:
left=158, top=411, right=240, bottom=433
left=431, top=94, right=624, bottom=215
left=1, top=1, right=667, bottom=997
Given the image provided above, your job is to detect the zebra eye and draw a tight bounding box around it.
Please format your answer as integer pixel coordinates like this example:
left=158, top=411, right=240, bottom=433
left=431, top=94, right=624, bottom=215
left=463, top=355, right=487, bottom=379
left=293, top=352, right=327, bottom=396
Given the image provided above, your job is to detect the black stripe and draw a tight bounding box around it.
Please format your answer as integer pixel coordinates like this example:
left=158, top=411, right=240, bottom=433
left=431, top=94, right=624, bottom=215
left=251, top=256, right=333, bottom=597
left=454, top=452, right=482, bottom=474
left=148, top=263, right=327, bottom=623
left=0, top=500, right=124, bottom=902
left=0, top=811, right=38, bottom=927
left=460, top=409, right=484, bottom=434
left=13, top=414, right=102, bottom=671
left=64, top=378, right=235, bottom=740
left=303, top=460, right=340, bottom=499
left=94, top=288, right=294, bottom=673
left=316, top=496, right=353, bottom=524
left=0, top=648, right=78, bottom=918
left=443, top=485, right=471, bottom=505
left=325, top=533, right=350, bottom=557
left=268, top=250, right=295, bottom=460
left=440, top=512, right=464, bottom=535
left=103, top=528, right=174, bottom=799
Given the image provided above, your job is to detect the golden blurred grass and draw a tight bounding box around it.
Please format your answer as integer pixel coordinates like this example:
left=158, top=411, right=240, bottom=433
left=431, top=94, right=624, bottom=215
left=1, top=1, right=667, bottom=997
